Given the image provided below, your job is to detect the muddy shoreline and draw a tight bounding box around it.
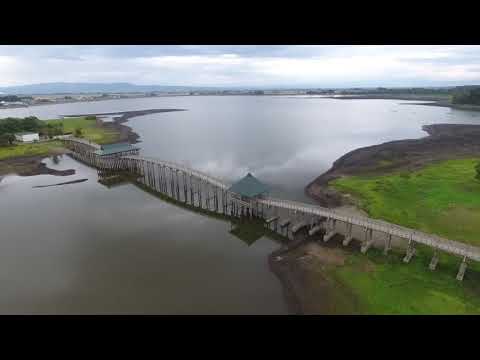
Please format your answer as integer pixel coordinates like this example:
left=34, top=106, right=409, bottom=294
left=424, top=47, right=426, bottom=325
left=276, top=123, right=480, bottom=314
left=0, top=109, right=185, bottom=177
left=305, top=123, right=480, bottom=207
left=323, top=95, right=480, bottom=112
left=0, top=153, right=73, bottom=177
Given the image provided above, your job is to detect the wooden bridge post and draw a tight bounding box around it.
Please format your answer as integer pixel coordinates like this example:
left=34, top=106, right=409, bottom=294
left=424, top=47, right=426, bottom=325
left=158, top=164, right=163, bottom=193
left=190, top=175, right=194, bottom=205
left=343, top=222, right=353, bottom=246
left=183, top=172, right=188, bottom=204
left=429, top=249, right=440, bottom=271
left=141, top=160, right=146, bottom=185
left=222, top=191, right=226, bottom=215
left=456, top=256, right=468, bottom=281
left=152, top=162, right=158, bottom=191
left=403, top=236, right=416, bottom=263
left=146, top=161, right=151, bottom=188
left=323, top=217, right=337, bottom=242
left=206, top=183, right=210, bottom=210
left=149, top=161, right=154, bottom=188
left=384, top=233, right=392, bottom=255
left=170, top=168, right=175, bottom=198
left=198, top=179, right=203, bottom=209
left=214, top=187, right=219, bottom=213
left=162, top=166, right=167, bottom=193
left=153, top=162, right=159, bottom=192
left=361, top=227, right=374, bottom=254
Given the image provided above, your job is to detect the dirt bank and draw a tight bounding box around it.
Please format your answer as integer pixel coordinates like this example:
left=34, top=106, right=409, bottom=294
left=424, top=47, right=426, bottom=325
left=306, top=123, right=480, bottom=206
left=269, top=231, right=360, bottom=314
left=0, top=152, right=74, bottom=177
left=321, top=95, right=480, bottom=112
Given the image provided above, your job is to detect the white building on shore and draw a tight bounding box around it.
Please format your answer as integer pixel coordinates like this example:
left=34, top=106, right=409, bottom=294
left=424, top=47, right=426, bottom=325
left=15, top=132, right=40, bottom=143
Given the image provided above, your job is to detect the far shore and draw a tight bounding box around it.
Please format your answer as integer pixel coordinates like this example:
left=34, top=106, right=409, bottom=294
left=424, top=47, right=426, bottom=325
left=323, top=95, right=480, bottom=112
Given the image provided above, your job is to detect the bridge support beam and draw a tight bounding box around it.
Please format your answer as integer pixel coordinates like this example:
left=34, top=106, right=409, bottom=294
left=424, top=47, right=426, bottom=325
left=384, top=233, right=392, bottom=255
left=429, top=250, right=439, bottom=271
left=343, top=222, right=353, bottom=246
left=175, top=170, right=180, bottom=201
left=456, top=257, right=468, bottom=281
left=361, top=228, right=374, bottom=254
left=323, top=218, right=336, bottom=242
left=403, top=239, right=416, bottom=263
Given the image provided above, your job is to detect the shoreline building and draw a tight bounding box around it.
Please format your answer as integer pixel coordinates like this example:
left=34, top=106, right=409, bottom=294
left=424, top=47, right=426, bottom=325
left=14, top=132, right=39, bottom=143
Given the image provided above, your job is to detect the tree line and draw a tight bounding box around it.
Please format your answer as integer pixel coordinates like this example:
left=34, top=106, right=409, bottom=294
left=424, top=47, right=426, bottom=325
left=0, top=116, right=64, bottom=146
left=452, top=86, right=480, bottom=105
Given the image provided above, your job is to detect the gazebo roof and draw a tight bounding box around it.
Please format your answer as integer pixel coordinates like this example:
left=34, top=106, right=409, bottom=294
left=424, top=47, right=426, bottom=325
left=94, top=142, right=139, bottom=156
left=229, top=173, right=270, bottom=198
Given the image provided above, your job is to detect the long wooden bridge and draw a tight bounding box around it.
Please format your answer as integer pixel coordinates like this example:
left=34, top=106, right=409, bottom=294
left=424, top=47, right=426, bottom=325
left=63, top=137, right=480, bottom=280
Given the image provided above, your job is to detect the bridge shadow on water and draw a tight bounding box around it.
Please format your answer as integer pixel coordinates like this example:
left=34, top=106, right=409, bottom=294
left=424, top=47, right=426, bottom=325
left=96, top=169, right=289, bottom=247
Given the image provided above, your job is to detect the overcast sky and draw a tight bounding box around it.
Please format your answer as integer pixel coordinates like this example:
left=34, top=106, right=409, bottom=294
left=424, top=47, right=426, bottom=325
left=1, top=45, right=480, bottom=88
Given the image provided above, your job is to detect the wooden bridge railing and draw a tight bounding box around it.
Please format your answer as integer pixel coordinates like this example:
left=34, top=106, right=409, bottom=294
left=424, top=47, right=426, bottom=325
left=123, top=155, right=230, bottom=190
left=257, top=197, right=480, bottom=262
left=63, top=137, right=480, bottom=272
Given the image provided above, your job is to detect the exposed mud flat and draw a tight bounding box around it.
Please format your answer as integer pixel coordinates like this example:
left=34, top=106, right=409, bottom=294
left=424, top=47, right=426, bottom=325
left=0, top=154, right=74, bottom=177
left=306, top=123, right=480, bottom=207
left=269, top=232, right=360, bottom=314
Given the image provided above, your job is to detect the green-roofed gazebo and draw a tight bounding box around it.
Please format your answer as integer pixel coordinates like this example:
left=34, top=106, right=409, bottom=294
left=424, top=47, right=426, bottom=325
left=229, top=173, right=270, bottom=200
left=94, top=142, right=140, bottom=157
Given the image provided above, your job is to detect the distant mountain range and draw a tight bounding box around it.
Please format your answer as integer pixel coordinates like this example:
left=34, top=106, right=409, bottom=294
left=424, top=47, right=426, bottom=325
left=0, top=82, right=225, bottom=95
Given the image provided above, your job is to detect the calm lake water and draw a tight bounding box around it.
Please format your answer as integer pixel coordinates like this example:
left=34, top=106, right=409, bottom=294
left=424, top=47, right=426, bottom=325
left=1, top=96, right=480, bottom=314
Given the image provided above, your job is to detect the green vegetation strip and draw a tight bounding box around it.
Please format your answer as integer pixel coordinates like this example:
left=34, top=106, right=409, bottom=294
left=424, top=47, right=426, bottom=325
left=45, top=117, right=120, bottom=144
left=0, top=140, right=64, bottom=160
left=332, top=158, right=480, bottom=246
left=329, top=246, right=480, bottom=314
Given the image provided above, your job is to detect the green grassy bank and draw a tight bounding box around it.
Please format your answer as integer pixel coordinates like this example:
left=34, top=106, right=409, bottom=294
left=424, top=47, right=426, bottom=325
left=326, top=158, right=480, bottom=314
left=45, top=117, right=120, bottom=144
left=0, top=117, right=120, bottom=162
left=0, top=140, right=64, bottom=161
left=332, top=158, right=480, bottom=246
left=329, top=246, right=480, bottom=314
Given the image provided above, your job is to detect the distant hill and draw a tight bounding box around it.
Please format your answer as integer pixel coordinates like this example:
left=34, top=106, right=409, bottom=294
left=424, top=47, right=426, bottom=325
left=0, top=82, right=223, bottom=95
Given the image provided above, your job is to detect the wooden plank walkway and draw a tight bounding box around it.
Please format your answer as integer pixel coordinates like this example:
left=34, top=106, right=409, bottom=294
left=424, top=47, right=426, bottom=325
left=65, top=138, right=480, bottom=264
left=66, top=137, right=101, bottom=150
left=257, top=197, right=480, bottom=262
left=123, top=155, right=229, bottom=190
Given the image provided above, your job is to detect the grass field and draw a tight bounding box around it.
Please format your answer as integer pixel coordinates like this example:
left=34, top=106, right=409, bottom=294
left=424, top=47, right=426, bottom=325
left=332, top=158, right=480, bottom=246
left=329, top=246, right=480, bottom=314
left=0, top=117, right=120, bottom=161
left=0, top=141, right=64, bottom=161
left=45, top=117, right=120, bottom=144
left=327, top=158, right=480, bottom=313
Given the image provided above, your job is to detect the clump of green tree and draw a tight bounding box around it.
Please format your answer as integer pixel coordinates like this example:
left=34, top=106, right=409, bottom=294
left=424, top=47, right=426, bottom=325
left=0, top=133, right=15, bottom=146
left=0, top=116, right=44, bottom=139
left=452, top=86, right=480, bottom=105
left=0, top=116, right=65, bottom=145
left=476, top=162, right=480, bottom=180
left=74, top=128, right=83, bottom=137
left=43, top=122, right=64, bottom=139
